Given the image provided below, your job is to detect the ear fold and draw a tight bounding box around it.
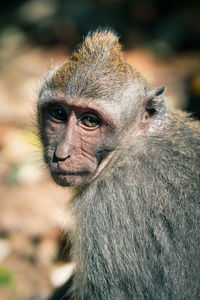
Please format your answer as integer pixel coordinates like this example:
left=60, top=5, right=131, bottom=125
left=139, top=86, right=166, bottom=136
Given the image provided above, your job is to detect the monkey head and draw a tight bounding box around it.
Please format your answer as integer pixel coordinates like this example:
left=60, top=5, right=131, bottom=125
left=38, top=29, right=166, bottom=187
left=38, top=95, right=116, bottom=187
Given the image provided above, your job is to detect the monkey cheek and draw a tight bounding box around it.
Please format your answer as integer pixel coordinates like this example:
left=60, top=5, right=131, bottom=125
left=93, top=151, right=115, bottom=180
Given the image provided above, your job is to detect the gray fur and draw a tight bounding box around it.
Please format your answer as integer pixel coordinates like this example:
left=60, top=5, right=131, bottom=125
left=39, top=30, right=200, bottom=300
left=67, top=112, right=200, bottom=300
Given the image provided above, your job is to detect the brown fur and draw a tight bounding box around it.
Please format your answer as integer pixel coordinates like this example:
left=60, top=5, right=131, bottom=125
left=53, top=29, right=141, bottom=94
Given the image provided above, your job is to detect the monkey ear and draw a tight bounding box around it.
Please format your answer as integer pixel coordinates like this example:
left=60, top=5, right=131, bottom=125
left=139, top=86, right=166, bottom=136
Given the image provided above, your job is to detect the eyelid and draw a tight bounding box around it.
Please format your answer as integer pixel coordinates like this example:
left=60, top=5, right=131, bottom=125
left=49, top=104, right=65, bottom=111
left=81, top=114, right=99, bottom=123
left=79, top=112, right=99, bottom=121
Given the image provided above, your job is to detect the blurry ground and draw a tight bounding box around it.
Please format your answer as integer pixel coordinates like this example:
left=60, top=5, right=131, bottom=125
left=0, top=43, right=200, bottom=299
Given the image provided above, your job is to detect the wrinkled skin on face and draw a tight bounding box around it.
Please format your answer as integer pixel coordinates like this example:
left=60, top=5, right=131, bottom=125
left=39, top=97, right=115, bottom=187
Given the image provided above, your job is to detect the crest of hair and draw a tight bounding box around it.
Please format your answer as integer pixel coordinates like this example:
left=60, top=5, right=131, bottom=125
left=53, top=29, right=127, bottom=92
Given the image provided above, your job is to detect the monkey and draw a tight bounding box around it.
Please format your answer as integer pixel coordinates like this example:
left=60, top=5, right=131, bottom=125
left=37, top=29, right=200, bottom=300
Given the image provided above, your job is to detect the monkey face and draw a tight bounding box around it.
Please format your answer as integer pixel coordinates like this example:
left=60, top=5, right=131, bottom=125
left=39, top=97, right=115, bottom=187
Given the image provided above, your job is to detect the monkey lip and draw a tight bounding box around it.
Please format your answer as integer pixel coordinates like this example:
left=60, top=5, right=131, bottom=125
left=52, top=169, right=91, bottom=177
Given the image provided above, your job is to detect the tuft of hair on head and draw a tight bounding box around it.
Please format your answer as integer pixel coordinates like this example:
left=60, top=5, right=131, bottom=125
left=52, top=28, right=144, bottom=96
left=53, top=29, right=126, bottom=93
left=79, top=28, right=122, bottom=61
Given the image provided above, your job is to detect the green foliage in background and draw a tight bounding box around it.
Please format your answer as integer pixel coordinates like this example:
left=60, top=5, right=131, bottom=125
left=0, top=266, right=18, bottom=297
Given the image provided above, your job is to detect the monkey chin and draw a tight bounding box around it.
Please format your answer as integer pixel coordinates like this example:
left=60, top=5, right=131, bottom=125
left=51, top=172, right=92, bottom=187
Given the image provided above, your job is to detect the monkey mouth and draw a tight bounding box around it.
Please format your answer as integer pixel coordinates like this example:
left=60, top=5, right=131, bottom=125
left=50, top=167, right=93, bottom=187
left=51, top=169, right=91, bottom=177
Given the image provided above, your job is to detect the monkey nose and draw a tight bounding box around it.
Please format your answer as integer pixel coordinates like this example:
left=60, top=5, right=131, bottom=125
left=53, top=152, right=70, bottom=162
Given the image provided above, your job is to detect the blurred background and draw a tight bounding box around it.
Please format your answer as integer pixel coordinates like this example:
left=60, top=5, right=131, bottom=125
left=0, top=0, right=200, bottom=299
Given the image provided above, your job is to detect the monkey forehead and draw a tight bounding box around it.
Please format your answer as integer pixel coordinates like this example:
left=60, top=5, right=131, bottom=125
left=67, top=97, right=122, bottom=122
left=41, top=49, right=146, bottom=101
left=52, top=57, right=145, bottom=96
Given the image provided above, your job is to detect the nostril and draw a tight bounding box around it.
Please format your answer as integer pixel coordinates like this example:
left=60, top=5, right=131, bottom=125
left=53, top=152, right=70, bottom=162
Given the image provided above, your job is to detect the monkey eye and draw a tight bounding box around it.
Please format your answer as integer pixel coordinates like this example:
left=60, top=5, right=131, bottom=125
left=49, top=107, right=67, bottom=121
left=81, top=115, right=100, bottom=128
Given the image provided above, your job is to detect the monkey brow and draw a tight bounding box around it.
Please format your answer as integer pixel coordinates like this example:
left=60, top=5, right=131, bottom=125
left=39, top=98, right=66, bottom=108
left=39, top=88, right=69, bottom=105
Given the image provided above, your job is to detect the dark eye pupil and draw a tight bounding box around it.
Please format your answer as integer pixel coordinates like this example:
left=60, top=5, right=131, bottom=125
left=50, top=108, right=66, bottom=121
left=88, top=116, right=96, bottom=123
